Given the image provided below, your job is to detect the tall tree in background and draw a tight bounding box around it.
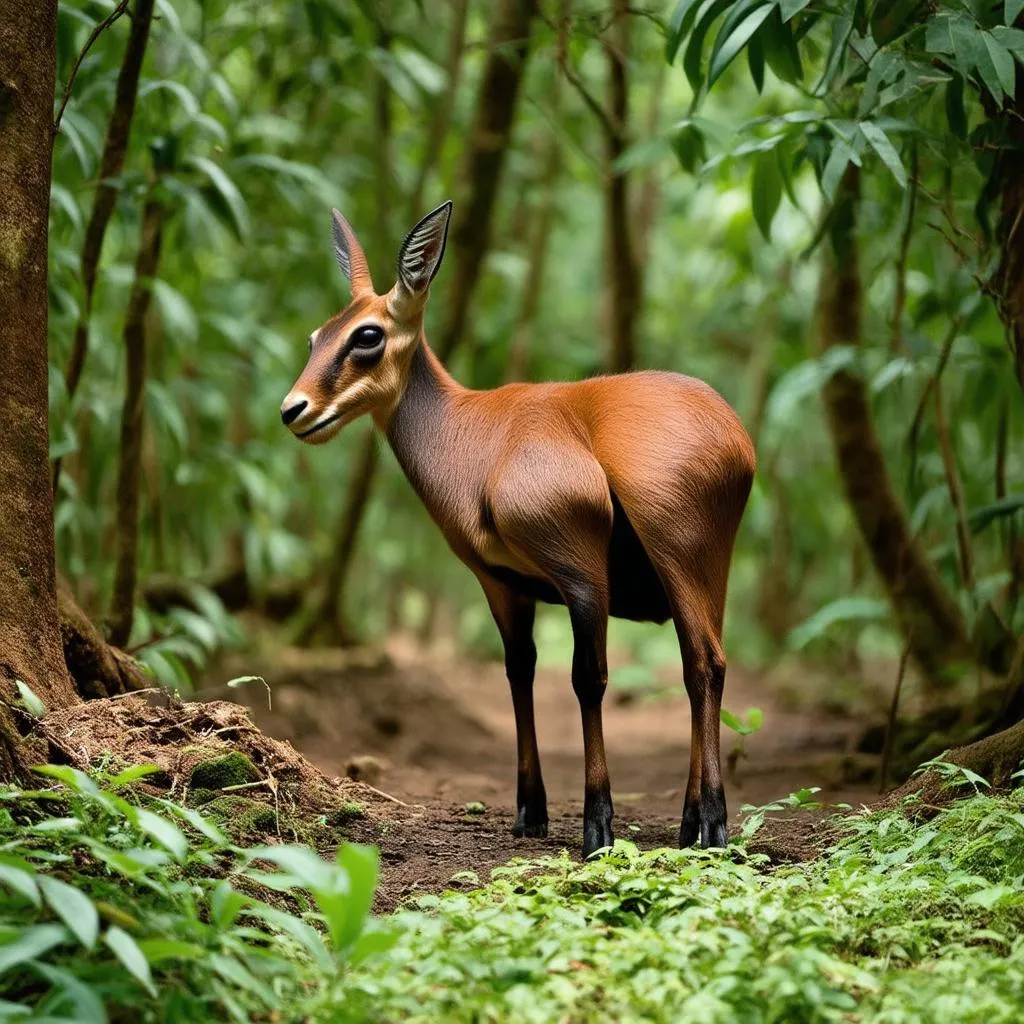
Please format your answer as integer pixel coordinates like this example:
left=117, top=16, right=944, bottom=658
left=299, top=0, right=538, bottom=644
left=559, top=1, right=642, bottom=372
left=107, top=171, right=168, bottom=647
left=0, top=0, right=78, bottom=773
left=505, top=3, right=569, bottom=384
left=54, top=0, right=156, bottom=491
left=814, top=170, right=975, bottom=687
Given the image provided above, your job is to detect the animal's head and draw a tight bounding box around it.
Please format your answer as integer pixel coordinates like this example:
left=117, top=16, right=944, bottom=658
left=280, top=200, right=452, bottom=444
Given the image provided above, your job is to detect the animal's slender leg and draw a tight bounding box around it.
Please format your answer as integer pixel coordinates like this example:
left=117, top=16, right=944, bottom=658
left=675, top=600, right=728, bottom=849
left=478, top=576, right=547, bottom=837
left=565, top=577, right=613, bottom=858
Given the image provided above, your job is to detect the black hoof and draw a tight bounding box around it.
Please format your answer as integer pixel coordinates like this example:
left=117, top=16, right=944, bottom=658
left=679, top=802, right=701, bottom=848
left=512, top=807, right=548, bottom=839
left=582, top=819, right=614, bottom=859
left=701, top=822, right=729, bottom=849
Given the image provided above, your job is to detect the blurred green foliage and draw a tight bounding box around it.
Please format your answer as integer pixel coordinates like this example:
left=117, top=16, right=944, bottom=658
left=49, top=1, right=1022, bottom=686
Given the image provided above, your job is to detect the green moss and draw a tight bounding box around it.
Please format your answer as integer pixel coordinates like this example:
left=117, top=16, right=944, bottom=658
left=326, top=802, right=366, bottom=826
left=188, top=752, right=259, bottom=790
left=203, top=795, right=277, bottom=835
left=188, top=787, right=216, bottom=806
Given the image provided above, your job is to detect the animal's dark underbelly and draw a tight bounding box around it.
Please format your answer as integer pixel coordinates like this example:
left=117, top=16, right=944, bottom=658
left=482, top=491, right=672, bottom=624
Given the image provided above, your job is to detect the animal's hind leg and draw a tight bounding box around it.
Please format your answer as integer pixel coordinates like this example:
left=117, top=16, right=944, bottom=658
left=662, top=574, right=729, bottom=849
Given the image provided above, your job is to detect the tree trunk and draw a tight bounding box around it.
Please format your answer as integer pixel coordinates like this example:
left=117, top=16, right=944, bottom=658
left=58, top=578, right=147, bottom=699
left=995, top=89, right=1024, bottom=387
left=603, top=0, right=641, bottom=373
left=297, top=0, right=537, bottom=645
left=54, top=0, right=156, bottom=491
left=0, top=0, right=79, bottom=774
left=407, top=0, right=470, bottom=218
left=633, top=47, right=667, bottom=269
left=814, top=169, right=973, bottom=687
left=504, top=57, right=565, bottom=383
left=434, top=0, right=538, bottom=362
left=108, top=188, right=167, bottom=647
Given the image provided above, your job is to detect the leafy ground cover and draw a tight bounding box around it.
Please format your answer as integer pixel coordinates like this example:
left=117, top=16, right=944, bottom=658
left=1, top=763, right=1023, bottom=1022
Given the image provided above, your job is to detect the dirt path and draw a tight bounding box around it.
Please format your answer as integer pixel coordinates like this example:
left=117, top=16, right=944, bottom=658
left=206, top=638, right=879, bottom=909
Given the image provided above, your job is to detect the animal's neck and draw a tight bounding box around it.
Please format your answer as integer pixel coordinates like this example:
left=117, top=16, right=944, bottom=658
left=379, top=337, right=466, bottom=502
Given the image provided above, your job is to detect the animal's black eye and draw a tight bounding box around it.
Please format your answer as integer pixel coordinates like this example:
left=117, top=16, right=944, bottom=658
left=351, top=325, right=384, bottom=349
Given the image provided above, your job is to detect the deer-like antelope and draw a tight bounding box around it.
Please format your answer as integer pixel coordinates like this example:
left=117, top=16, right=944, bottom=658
left=281, top=201, right=755, bottom=857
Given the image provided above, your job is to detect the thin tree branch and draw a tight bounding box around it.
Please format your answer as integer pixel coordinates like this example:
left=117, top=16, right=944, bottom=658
left=933, top=377, right=975, bottom=591
left=890, top=142, right=918, bottom=353
left=907, top=316, right=962, bottom=483
left=53, top=0, right=131, bottom=135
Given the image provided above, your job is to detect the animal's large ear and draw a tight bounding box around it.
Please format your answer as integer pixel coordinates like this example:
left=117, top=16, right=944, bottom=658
left=331, top=209, right=375, bottom=298
left=388, top=201, right=452, bottom=320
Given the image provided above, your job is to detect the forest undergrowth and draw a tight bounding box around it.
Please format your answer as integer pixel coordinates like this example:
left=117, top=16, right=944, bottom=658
left=1, top=758, right=1023, bottom=1022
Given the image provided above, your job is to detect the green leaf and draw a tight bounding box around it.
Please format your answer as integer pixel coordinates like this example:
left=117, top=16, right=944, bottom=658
left=13, top=681, right=46, bottom=719
left=780, top=0, right=811, bottom=22
left=982, top=33, right=1016, bottom=101
left=135, top=938, right=206, bottom=964
left=671, top=122, right=707, bottom=172
left=992, top=25, right=1024, bottom=60
left=0, top=862, right=40, bottom=906
left=132, top=809, right=188, bottom=862
left=762, top=9, right=804, bottom=84
left=38, top=877, right=99, bottom=949
left=107, top=764, right=164, bottom=790
left=683, top=0, right=735, bottom=91
left=751, top=149, right=783, bottom=240
left=968, top=494, right=1024, bottom=533
left=32, top=765, right=101, bottom=799
left=748, top=34, right=765, bottom=92
left=333, top=844, right=379, bottom=951
left=788, top=597, right=889, bottom=650
left=29, top=962, right=106, bottom=1024
left=817, top=13, right=853, bottom=94
left=0, top=924, right=68, bottom=974
left=210, top=880, right=246, bottom=930
left=821, top=141, right=854, bottom=201
left=104, top=927, right=156, bottom=997
left=155, top=799, right=228, bottom=847
left=666, top=0, right=704, bottom=63
left=859, top=122, right=907, bottom=187
left=183, top=156, right=250, bottom=242
left=708, top=4, right=775, bottom=88
left=1007, top=0, right=1024, bottom=25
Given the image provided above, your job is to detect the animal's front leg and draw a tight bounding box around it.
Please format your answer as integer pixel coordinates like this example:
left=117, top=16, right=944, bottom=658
left=479, top=576, right=548, bottom=838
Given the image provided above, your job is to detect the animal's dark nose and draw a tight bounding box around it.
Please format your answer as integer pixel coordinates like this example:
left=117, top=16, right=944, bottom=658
left=281, top=399, right=308, bottom=426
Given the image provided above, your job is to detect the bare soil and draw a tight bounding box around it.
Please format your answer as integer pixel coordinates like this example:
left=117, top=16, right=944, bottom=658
left=197, top=639, right=882, bottom=910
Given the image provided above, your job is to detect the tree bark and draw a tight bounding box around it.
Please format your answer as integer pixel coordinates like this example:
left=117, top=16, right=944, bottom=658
left=297, top=0, right=537, bottom=645
left=58, top=578, right=147, bottom=699
left=108, top=188, right=167, bottom=647
left=814, top=169, right=974, bottom=687
left=407, top=0, right=470, bottom=218
left=434, top=0, right=539, bottom=362
left=54, top=0, right=156, bottom=490
left=0, top=1, right=79, bottom=753
left=994, top=92, right=1024, bottom=387
left=504, top=57, right=565, bottom=383
left=602, top=0, right=641, bottom=373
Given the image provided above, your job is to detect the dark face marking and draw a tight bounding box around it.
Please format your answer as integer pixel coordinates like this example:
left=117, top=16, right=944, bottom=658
left=304, top=297, right=386, bottom=391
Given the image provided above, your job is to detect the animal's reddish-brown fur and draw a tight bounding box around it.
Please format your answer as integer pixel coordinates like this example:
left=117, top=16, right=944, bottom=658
left=282, top=202, right=755, bottom=856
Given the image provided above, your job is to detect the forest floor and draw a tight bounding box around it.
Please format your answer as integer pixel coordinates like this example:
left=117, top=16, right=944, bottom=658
left=198, top=637, right=885, bottom=911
